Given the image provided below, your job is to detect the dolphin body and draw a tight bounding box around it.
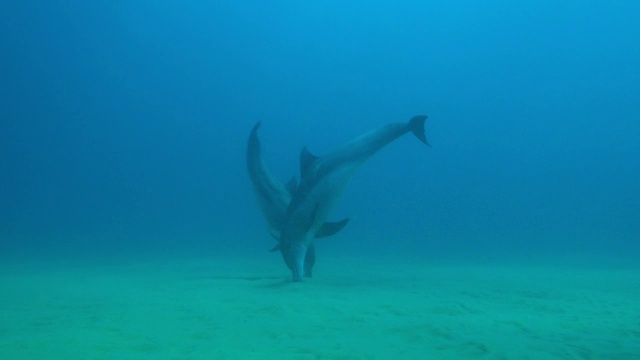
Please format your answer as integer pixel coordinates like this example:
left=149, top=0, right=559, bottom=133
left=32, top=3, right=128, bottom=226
left=280, top=115, right=429, bottom=281
left=246, top=123, right=349, bottom=277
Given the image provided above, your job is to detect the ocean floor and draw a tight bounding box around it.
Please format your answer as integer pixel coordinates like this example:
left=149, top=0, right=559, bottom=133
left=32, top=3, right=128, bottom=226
left=1, top=255, right=639, bottom=359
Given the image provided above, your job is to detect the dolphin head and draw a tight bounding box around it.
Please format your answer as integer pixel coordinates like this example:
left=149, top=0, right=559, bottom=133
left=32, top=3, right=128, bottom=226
left=281, top=242, right=308, bottom=282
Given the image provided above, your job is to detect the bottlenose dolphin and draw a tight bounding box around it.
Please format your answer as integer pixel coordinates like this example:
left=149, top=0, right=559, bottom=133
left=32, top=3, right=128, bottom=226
left=280, top=115, right=429, bottom=281
left=246, top=123, right=349, bottom=277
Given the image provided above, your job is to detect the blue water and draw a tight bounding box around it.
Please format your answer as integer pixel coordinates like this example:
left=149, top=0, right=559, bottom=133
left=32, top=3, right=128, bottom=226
left=1, top=1, right=638, bottom=266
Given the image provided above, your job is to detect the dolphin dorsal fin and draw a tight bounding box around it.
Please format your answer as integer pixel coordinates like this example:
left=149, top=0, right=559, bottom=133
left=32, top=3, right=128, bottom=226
left=300, top=147, right=320, bottom=177
left=285, top=176, right=298, bottom=195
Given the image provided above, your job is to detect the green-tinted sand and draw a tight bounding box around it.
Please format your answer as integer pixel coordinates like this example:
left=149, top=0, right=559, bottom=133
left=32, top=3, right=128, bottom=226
left=1, top=256, right=638, bottom=359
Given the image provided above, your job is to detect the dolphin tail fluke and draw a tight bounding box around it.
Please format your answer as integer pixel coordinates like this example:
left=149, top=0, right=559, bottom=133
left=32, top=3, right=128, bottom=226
left=407, top=115, right=429, bottom=146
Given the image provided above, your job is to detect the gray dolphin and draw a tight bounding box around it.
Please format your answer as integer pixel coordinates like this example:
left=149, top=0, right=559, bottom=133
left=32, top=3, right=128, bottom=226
left=246, top=123, right=349, bottom=277
left=280, top=115, right=429, bottom=281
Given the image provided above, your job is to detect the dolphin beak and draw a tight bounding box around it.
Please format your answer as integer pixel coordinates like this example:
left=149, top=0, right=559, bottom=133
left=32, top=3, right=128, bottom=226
left=288, top=243, right=307, bottom=282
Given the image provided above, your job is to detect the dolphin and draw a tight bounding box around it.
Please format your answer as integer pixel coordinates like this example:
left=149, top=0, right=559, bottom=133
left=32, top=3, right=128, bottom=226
left=280, top=115, right=429, bottom=281
left=246, top=123, right=349, bottom=277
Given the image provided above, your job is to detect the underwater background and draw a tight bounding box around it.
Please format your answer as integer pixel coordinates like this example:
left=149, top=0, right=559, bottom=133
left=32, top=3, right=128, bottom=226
left=2, top=0, right=638, bottom=266
left=1, top=1, right=639, bottom=359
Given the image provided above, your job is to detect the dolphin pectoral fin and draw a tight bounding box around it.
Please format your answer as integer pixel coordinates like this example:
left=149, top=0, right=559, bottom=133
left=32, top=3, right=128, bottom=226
left=269, top=243, right=281, bottom=252
left=300, top=147, right=320, bottom=177
left=268, top=227, right=281, bottom=241
left=285, top=176, right=298, bottom=194
left=315, top=218, right=350, bottom=238
left=407, top=115, right=430, bottom=146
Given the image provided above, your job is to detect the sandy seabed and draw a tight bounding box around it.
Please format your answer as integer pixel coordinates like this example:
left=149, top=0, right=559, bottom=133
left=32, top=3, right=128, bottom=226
left=1, top=255, right=639, bottom=360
